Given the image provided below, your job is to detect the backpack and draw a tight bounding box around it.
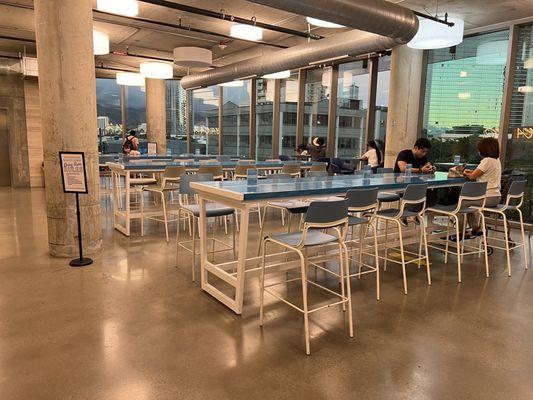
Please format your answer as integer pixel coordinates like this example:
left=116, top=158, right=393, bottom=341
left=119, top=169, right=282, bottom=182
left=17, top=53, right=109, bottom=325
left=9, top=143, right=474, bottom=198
left=122, top=136, right=135, bottom=154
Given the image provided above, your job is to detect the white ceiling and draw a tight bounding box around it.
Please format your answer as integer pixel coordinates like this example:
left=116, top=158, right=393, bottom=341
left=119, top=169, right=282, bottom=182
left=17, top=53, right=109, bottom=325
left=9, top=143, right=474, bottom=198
left=0, top=0, right=531, bottom=78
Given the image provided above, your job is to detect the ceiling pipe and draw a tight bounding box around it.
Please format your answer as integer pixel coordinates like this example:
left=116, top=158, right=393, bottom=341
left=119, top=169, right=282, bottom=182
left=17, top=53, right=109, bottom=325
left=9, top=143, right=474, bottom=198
left=138, top=0, right=322, bottom=40
left=246, top=0, right=418, bottom=43
left=181, top=0, right=418, bottom=89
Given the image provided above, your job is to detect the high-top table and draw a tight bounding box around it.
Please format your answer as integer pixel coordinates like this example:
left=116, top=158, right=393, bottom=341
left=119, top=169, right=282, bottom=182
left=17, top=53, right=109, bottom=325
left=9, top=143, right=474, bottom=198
left=107, top=160, right=321, bottom=236
left=191, top=172, right=466, bottom=314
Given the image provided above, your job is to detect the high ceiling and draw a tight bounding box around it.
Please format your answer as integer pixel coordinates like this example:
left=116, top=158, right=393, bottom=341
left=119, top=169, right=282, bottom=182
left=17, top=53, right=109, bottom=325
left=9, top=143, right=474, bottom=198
left=0, top=0, right=532, bottom=78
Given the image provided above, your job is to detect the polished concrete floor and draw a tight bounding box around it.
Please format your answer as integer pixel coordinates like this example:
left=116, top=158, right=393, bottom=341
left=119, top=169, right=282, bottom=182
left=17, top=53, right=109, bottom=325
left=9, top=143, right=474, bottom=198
left=1, top=187, right=532, bottom=400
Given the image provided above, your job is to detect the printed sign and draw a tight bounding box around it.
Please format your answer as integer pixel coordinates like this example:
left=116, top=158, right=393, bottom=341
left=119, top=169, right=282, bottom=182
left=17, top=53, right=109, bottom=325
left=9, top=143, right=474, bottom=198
left=514, top=127, right=533, bottom=140
left=147, top=142, right=157, bottom=155
left=59, top=151, right=88, bottom=194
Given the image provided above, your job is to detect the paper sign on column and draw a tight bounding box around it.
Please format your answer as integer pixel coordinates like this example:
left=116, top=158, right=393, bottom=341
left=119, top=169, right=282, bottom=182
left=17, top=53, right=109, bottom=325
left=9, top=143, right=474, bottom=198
left=59, top=151, right=88, bottom=194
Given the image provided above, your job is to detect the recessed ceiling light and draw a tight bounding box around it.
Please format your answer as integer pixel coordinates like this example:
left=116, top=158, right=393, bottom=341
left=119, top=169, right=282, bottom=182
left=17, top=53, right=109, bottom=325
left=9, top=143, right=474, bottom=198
left=306, top=17, right=345, bottom=28
left=96, top=0, right=139, bottom=17
left=230, top=24, right=263, bottom=41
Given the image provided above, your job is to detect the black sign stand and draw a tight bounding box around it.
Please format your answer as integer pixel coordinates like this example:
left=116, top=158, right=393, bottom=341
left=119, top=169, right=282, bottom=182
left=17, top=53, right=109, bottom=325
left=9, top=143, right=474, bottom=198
left=69, top=192, right=93, bottom=267
left=59, top=151, right=93, bottom=267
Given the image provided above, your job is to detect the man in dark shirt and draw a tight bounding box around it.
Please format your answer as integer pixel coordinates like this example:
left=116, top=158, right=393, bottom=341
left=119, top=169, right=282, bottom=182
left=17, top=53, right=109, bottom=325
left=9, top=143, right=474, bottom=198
left=393, top=138, right=435, bottom=174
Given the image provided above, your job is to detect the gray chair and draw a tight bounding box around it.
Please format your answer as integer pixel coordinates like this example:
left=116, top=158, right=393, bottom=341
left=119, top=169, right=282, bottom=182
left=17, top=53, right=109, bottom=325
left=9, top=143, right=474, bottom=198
left=345, top=188, right=381, bottom=300
left=426, top=181, right=489, bottom=282
left=374, top=183, right=431, bottom=295
left=259, top=199, right=353, bottom=355
left=306, top=171, right=328, bottom=178
left=173, top=173, right=236, bottom=282
left=482, top=180, right=528, bottom=274
left=374, top=168, right=401, bottom=205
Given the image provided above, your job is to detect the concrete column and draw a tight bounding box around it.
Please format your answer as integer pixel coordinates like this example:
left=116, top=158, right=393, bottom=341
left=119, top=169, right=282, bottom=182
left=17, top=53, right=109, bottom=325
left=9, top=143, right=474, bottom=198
left=34, top=0, right=102, bottom=257
left=384, top=45, right=425, bottom=167
left=146, top=78, right=167, bottom=154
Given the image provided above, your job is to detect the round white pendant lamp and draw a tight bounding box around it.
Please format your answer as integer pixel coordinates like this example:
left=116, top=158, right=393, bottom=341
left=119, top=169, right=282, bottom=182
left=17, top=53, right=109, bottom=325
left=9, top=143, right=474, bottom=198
left=475, top=40, right=508, bottom=65
left=219, top=80, right=244, bottom=87
left=262, top=70, right=291, bottom=79
left=173, top=47, right=212, bottom=67
left=306, top=17, right=345, bottom=28
left=93, top=29, right=109, bottom=55
left=407, top=17, right=464, bottom=49
left=116, top=72, right=145, bottom=86
left=96, top=0, right=139, bottom=17
left=140, top=61, right=173, bottom=79
left=230, top=24, right=263, bottom=41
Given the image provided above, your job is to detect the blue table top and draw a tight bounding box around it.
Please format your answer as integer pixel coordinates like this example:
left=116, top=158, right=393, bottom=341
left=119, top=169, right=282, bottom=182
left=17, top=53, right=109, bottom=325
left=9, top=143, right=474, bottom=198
left=192, top=172, right=466, bottom=201
left=108, top=160, right=321, bottom=171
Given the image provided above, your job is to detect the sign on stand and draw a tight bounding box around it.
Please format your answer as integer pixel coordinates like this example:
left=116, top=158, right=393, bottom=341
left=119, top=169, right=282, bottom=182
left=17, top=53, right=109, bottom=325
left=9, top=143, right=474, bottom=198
left=147, top=142, right=157, bottom=155
left=59, top=151, right=93, bottom=267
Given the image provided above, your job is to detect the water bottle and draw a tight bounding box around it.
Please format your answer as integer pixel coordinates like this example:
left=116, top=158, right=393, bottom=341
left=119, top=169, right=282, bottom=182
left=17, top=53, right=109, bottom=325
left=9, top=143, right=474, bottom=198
left=454, top=154, right=461, bottom=166
left=363, top=164, right=371, bottom=179
left=405, top=163, right=412, bottom=178
left=247, top=168, right=258, bottom=186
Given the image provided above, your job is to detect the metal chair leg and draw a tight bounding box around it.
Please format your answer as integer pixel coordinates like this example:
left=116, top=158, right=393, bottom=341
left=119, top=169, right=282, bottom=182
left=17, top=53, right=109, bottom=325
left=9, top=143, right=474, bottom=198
left=395, top=220, right=408, bottom=295
left=479, top=212, right=490, bottom=278
left=501, top=212, right=512, bottom=277
left=453, top=214, right=462, bottom=283
left=517, top=209, right=529, bottom=270
left=259, top=240, right=267, bottom=327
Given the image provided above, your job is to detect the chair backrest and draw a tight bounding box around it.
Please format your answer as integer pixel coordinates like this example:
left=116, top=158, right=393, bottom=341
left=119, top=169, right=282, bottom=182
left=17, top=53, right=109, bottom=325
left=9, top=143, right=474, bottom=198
left=377, top=167, right=393, bottom=174
left=305, top=199, right=349, bottom=226
left=279, top=155, right=291, bottom=161
left=163, top=165, right=186, bottom=179
left=266, top=173, right=292, bottom=182
left=179, top=173, right=213, bottom=195
left=282, top=162, right=301, bottom=175
left=507, top=180, right=526, bottom=197
left=402, top=183, right=428, bottom=203
left=306, top=171, right=328, bottom=178
left=217, top=155, right=231, bottom=162
left=198, top=164, right=223, bottom=178
left=310, top=163, right=327, bottom=172
left=459, top=181, right=487, bottom=200
left=237, top=159, right=255, bottom=164
left=234, top=164, right=256, bottom=177
left=346, top=188, right=379, bottom=210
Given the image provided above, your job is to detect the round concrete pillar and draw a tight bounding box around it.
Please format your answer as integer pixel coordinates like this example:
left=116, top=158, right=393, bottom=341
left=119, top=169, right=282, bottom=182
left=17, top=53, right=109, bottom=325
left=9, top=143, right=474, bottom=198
left=384, top=45, right=424, bottom=167
left=34, top=0, right=102, bottom=257
left=146, top=78, right=167, bottom=154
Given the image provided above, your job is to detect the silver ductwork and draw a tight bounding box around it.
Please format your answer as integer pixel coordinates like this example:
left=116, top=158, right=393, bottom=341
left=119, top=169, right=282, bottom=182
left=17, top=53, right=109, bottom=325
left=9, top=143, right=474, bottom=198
left=180, top=0, right=418, bottom=89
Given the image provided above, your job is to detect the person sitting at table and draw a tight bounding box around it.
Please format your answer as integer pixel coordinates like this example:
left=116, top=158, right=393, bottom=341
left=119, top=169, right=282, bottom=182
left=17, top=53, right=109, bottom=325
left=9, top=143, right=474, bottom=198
left=460, top=137, right=502, bottom=237
left=122, top=130, right=139, bottom=155
left=307, top=137, right=326, bottom=161
left=393, top=138, right=435, bottom=174
left=295, top=143, right=309, bottom=157
left=360, top=140, right=382, bottom=172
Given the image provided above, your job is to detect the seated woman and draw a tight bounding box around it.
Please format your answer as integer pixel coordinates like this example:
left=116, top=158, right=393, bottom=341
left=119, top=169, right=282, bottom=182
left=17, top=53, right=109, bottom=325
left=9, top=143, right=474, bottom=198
left=360, top=140, right=382, bottom=172
left=462, top=137, right=502, bottom=237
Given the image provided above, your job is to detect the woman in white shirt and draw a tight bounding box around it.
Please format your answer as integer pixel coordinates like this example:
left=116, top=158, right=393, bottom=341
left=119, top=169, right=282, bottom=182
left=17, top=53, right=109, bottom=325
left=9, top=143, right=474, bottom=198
left=360, top=140, right=382, bottom=172
left=462, top=137, right=501, bottom=236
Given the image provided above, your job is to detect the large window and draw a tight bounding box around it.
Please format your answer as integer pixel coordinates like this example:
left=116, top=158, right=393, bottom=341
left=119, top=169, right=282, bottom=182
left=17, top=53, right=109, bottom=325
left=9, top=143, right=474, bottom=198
left=191, top=86, right=220, bottom=155
left=96, top=78, right=123, bottom=154
left=506, top=23, right=533, bottom=221
left=222, top=81, right=250, bottom=157
left=422, top=30, right=509, bottom=163
left=336, top=61, right=369, bottom=157
left=303, top=68, right=329, bottom=153
left=256, top=78, right=273, bottom=160
left=124, top=86, right=146, bottom=135
left=166, top=80, right=187, bottom=155
left=279, top=71, right=299, bottom=156
left=375, top=55, right=391, bottom=148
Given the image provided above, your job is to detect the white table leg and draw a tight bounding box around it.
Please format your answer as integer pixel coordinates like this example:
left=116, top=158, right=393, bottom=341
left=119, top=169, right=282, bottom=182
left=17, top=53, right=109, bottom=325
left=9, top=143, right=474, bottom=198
left=234, top=204, right=250, bottom=314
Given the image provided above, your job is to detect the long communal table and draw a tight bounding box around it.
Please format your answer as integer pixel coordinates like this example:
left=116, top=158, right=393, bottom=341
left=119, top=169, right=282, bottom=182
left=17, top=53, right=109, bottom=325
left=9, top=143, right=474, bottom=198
left=190, top=172, right=467, bottom=314
left=107, top=160, right=320, bottom=236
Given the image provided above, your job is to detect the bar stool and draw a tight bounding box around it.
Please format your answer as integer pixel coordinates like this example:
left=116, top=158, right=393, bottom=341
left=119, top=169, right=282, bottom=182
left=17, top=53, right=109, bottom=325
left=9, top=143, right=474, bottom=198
left=375, top=168, right=402, bottom=207
left=282, top=162, right=302, bottom=177
left=374, top=183, right=431, bottom=294
left=233, top=164, right=262, bottom=228
left=140, top=165, right=185, bottom=242
left=259, top=199, right=353, bottom=355
left=310, top=163, right=327, bottom=173
left=426, top=182, right=489, bottom=282
left=198, top=164, right=225, bottom=180
left=482, top=180, right=529, bottom=274
left=306, top=171, right=328, bottom=178
left=173, top=173, right=236, bottom=282
left=345, top=188, right=381, bottom=300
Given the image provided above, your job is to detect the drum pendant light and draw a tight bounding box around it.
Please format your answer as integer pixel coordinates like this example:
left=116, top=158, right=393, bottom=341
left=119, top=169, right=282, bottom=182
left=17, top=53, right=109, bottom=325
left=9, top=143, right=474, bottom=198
left=116, top=72, right=145, bottom=86
left=93, top=29, right=109, bottom=55
left=140, top=61, right=173, bottom=79
left=407, top=17, right=464, bottom=50
left=230, top=24, right=263, bottom=41
left=96, top=0, right=139, bottom=17
left=173, top=47, right=212, bottom=68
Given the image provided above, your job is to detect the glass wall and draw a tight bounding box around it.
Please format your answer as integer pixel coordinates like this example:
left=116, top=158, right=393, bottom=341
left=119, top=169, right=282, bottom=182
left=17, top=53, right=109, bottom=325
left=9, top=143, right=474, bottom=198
left=165, top=80, right=188, bottom=155
left=191, top=86, right=220, bottom=155
left=279, top=71, right=299, bottom=156
left=375, top=55, right=391, bottom=148
left=303, top=68, right=329, bottom=152
left=221, top=81, right=250, bottom=157
left=124, top=86, right=146, bottom=135
left=506, top=23, right=533, bottom=221
left=336, top=61, right=369, bottom=157
left=256, top=78, right=273, bottom=160
left=96, top=78, right=123, bottom=154
left=422, top=30, right=510, bottom=163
